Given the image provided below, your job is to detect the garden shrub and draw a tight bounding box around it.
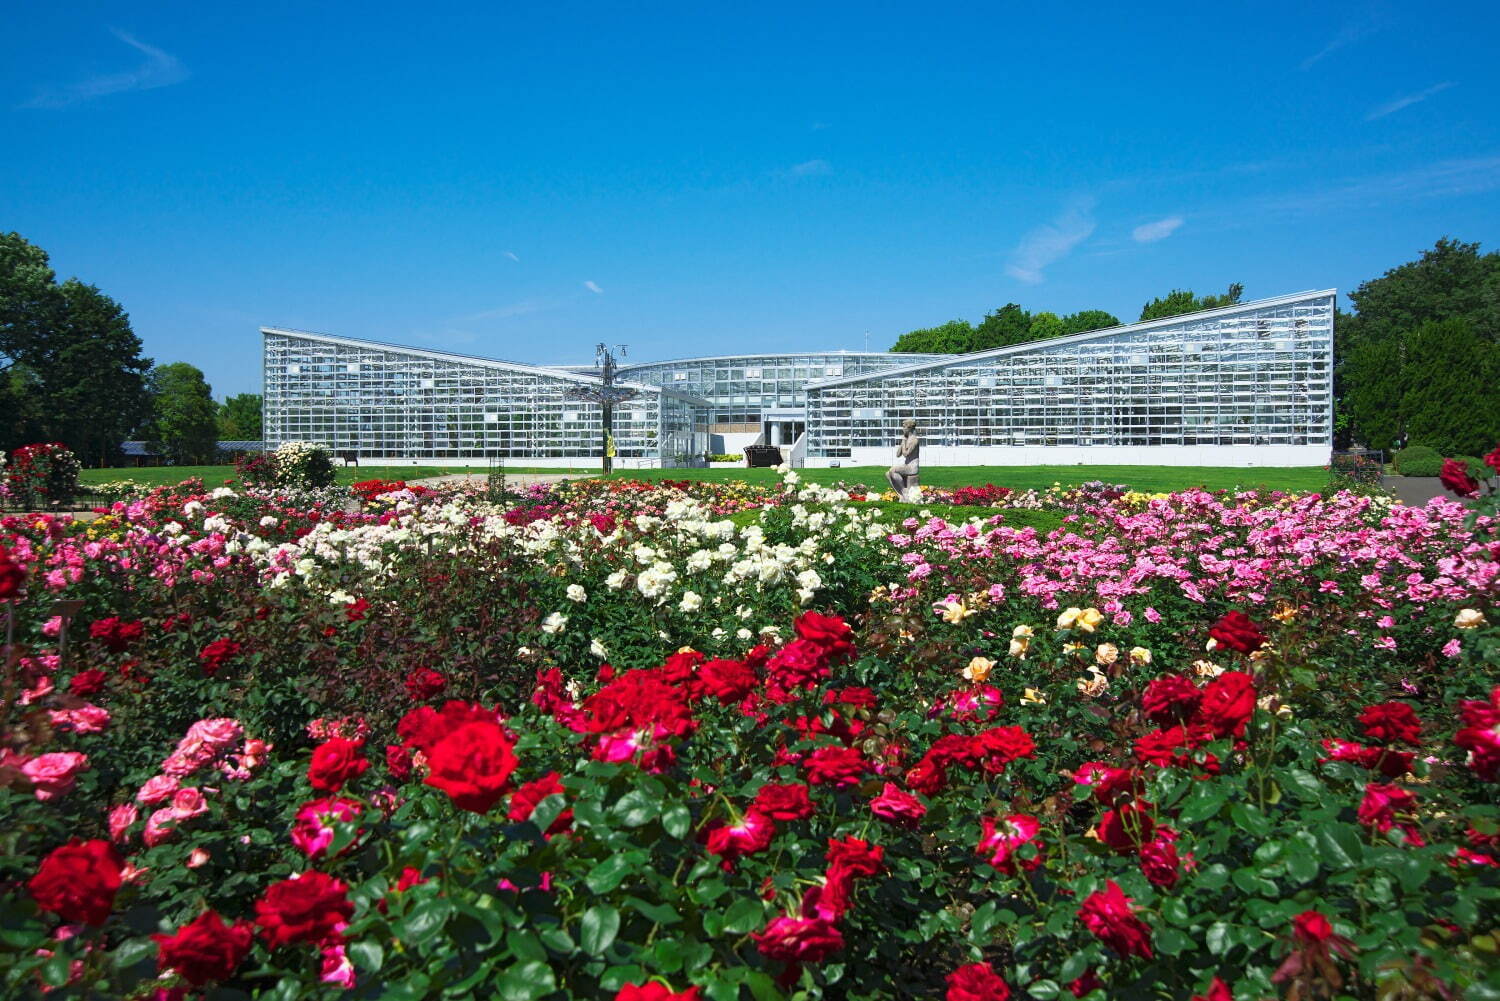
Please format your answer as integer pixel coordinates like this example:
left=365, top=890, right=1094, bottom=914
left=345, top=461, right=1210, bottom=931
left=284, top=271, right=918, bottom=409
left=1393, top=444, right=1443, bottom=476
left=235, top=442, right=337, bottom=490
left=6, top=442, right=81, bottom=508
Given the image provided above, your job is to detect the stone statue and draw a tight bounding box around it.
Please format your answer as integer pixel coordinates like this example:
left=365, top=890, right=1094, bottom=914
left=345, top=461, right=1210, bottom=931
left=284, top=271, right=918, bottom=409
left=886, top=418, right=921, bottom=502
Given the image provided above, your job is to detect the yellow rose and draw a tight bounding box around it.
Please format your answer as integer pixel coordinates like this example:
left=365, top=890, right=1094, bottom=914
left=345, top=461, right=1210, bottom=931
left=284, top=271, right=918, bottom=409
left=941, top=601, right=972, bottom=624
left=1020, top=688, right=1048, bottom=706
left=1095, top=643, right=1119, bottom=666
left=1129, top=646, right=1152, bottom=666
left=1008, top=638, right=1029, bottom=659
left=1455, top=609, right=1487, bottom=630
left=1056, top=607, right=1082, bottom=629
left=963, top=656, right=995, bottom=682
left=1077, top=608, right=1104, bottom=633
left=1012, top=624, right=1035, bottom=639
left=1192, top=659, right=1223, bottom=678
left=1076, top=670, right=1109, bottom=697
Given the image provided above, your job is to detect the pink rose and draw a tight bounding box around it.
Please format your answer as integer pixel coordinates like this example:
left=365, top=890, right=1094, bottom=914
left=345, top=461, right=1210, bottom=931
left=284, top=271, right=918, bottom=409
left=23, top=752, right=88, bottom=801
left=107, top=803, right=139, bottom=842
left=169, top=787, right=210, bottom=822
left=50, top=705, right=112, bottom=734
left=145, top=807, right=179, bottom=847
left=185, top=719, right=244, bottom=753
left=137, top=775, right=181, bottom=805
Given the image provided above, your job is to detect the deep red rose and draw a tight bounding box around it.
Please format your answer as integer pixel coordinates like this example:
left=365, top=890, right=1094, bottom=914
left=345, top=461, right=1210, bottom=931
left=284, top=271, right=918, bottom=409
left=793, top=611, right=855, bottom=662
left=704, top=810, right=776, bottom=862
left=385, top=744, right=413, bottom=781
left=1358, top=702, right=1422, bottom=745
left=1486, top=445, right=1500, bottom=477
left=826, top=686, right=877, bottom=710
left=1196, top=671, right=1257, bottom=737
left=154, top=909, right=254, bottom=987
left=199, top=638, right=242, bottom=677
left=424, top=720, right=518, bottom=812
left=1208, top=611, right=1266, bottom=654
left=1073, top=761, right=1140, bottom=803
left=946, top=961, right=1011, bottom=1001
left=1356, top=782, right=1425, bottom=845
left=1141, top=675, right=1202, bottom=725
left=698, top=659, right=758, bottom=703
left=803, top=746, right=870, bottom=787
left=1439, top=458, right=1480, bottom=498
left=615, top=982, right=701, bottom=1001
left=28, top=839, right=123, bottom=925
left=753, top=915, right=844, bottom=963
left=1293, top=910, right=1332, bottom=945
left=345, top=597, right=370, bottom=621
left=1068, top=969, right=1103, bottom=998
left=870, top=782, right=926, bottom=826
left=69, top=669, right=109, bottom=696
left=1077, top=880, right=1153, bottom=959
left=0, top=544, right=26, bottom=598
left=307, top=737, right=369, bottom=793
left=753, top=782, right=815, bottom=821
left=1191, top=977, right=1232, bottom=1001
left=973, top=725, right=1037, bottom=773
left=1139, top=829, right=1181, bottom=889
left=977, top=814, right=1044, bottom=874
left=403, top=668, right=447, bottom=702
left=1096, top=803, right=1156, bottom=854
left=826, top=836, right=883, bottom=877
left=254, top=871, right=353, bottom=947
left=507, top=771, right=572, bottom=834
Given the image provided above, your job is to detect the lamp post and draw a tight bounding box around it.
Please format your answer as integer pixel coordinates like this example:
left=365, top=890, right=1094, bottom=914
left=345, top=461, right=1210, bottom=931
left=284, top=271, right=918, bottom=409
left=565, top=343, right=634, bottom=475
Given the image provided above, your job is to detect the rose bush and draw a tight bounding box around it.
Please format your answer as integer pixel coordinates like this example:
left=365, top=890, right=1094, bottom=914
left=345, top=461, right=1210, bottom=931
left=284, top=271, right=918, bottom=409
left=0, top=465, right=1497, bottom=998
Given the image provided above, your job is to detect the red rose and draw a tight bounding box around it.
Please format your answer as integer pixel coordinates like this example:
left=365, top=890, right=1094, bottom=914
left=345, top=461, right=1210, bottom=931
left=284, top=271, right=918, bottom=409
left=973, top=726, right=1037, bottom=773
left=698, top=659, right=758, bottom=703
left=1486, top=446, right=1500, bottom=477
left=753, top=782, right=815, bottom=820
left=870, top=782, right=926, bottom=826
left=254, top=871, right=353, bottom=947
left=90, top=617, right=143, bottom=653
left=28, top=839, right=123, bottom=925
left=1208, top=611, right=1266, bottom=654
left=1439, top=458, right=1480, bottom=498
left=1141, top=675, right=1202, bottom=725
left=977, top=814, right=1044, bottom=874
left=753, top=915, right=844, bottom=963
left=154, top=909, right=254, bottom=987
left=507, top=771, right=572, bottom=834
left=803, top=746, right=870, bottom=787
left=199, top=638, right=242, bottom=677
left=385, top=744, right=413, bottom=781
left=1357, top=782, right=1424, bottom=845
left=947, top=961, right=1010, bottom=1001
left=1139, top=829, right=1181, bottom=889
left=0, top=544, right=26, bottom=598
left=1096, top=803, right=1156, bottom=854
left=616, top=983, right=701, bottom=1001
left=793, top=611, right=855, bottom=661
left=826, top=836, right=883, bottom=877
left=1191, top=978, right=1232, bottom=1001
left=307, top=737, right=369, bottom=793
left=1196, top=671, right=1257, bottom=738
left=1293, top=910, right=1331, bottom=945
left=1358, top=702, right=1422, bottom=745
left=704, top=810, right=776, bottom=862
left=403, top=668, right=447, bottom=702
left=69, top=669, right=109, bottom=696
left=424, top=720, right=518, bottom=812
left=1077, top=880, right=1153, bottom=959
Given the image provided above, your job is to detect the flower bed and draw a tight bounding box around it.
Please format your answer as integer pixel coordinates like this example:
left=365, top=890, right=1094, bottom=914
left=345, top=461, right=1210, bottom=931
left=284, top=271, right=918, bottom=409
left=1, top=468, right=1499, bottom=999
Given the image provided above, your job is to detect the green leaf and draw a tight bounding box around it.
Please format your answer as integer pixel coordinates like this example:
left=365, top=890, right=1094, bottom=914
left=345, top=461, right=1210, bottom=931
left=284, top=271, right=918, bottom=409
left=397, top=897, right=453, bottom=946
left=613, top=789, right=659, bottom=828
left=110, top=936, right=156, bottom=970
left=586, top=853, right=638, bottom=894
left=496, top=959, right=558, bottom=1001
left=1206, top=921, right=1231, bottom=956
left=1316, top=824, right=1363, bottom=870
left=722, top=896, right=765, bottom=936
left=1178, top=785, right=1226, bottom=825
left=662, top=802, right=693, bottom=839
left=348, top=939, right=384, bottom=973
left=579, top=905, right=621, bottom=956
left=1283, top=768, right=1325, bottom=799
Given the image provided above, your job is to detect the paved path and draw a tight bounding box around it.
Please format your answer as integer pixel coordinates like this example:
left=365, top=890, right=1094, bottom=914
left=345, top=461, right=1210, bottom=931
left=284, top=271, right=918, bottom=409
left=1380, top=476, right=1454, bottom=508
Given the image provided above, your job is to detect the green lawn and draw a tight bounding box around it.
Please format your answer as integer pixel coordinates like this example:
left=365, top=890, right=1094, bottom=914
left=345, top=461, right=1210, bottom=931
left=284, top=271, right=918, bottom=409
left=78, top=463, right=1329, bottom=494
left=610, top=464, right=1328, bottom=494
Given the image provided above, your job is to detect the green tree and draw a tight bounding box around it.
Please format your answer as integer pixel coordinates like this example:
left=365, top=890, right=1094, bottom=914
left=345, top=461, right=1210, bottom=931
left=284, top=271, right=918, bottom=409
left=147, top=362, right=218, bottom=464
left=1026, top=311, right=1065, bottom=342
left=891, top=319, right=974, bottom=353
left=0, top=233, right=153, bottom=458
left=1060, top=309, right=1120, bottom=335
left=218, top=393, right=264, bottom=439
left=972, top=303, right=1032, bottom=350
left=1139, top=283, right=1244, bottom=321
left=1400, top=318, right=1500, bottom=456
left=1347, top=237, right=1500, bottom=344
left=1341, top=338, right=1406, bottom=451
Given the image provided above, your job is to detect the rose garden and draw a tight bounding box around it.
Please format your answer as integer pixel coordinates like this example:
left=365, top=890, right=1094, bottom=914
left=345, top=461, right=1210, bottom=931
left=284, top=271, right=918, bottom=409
left=3, top=446, right=1500, bottom=1000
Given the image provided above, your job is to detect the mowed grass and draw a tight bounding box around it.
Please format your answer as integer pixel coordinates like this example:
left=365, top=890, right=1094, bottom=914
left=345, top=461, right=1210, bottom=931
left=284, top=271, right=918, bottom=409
left=612, top=464, right=1328, bottom=494
left=79, top=463, right=1329, bottom=494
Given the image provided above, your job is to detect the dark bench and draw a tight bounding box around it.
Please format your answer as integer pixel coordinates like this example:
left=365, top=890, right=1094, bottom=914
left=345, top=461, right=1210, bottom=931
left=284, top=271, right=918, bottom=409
left=744, top=445, right=784, bottom=468
left=336, top=451, right=360, bottom=467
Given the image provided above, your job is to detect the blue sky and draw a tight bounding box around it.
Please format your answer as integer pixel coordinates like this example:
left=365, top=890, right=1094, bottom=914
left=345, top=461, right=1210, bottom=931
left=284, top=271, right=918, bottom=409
left=3, top=2, right=1498, bottom=398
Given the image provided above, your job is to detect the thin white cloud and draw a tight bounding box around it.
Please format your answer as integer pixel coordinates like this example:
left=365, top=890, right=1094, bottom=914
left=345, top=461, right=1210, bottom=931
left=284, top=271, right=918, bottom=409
left=504, top=250, right=521, bottom=263
left=1301, top=13, right=1386, bottom=70
left=21, top=29, right=189, bottom=109
left=1005, top=196, right=1096, bottom=284
left=1366, top=81, right=1455, bottom=121
left=1132, top=216, right=1184, bottom=243
left=583, top=280, right=603, bottom=294
left=788, top=158, right=832, bottom=177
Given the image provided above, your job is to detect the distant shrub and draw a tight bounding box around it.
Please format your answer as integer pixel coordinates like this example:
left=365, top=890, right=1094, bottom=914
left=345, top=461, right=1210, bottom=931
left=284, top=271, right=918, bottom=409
left=235, top=443, right=336, bottom=490
left=710, top=453, right=744, bottom=463
left=1393, top=444, right=1443, bottom=476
